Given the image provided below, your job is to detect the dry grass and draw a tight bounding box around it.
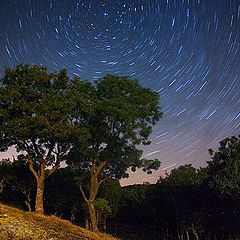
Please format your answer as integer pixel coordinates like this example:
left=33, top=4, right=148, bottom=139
left=0, top=203, right=119, bottom=240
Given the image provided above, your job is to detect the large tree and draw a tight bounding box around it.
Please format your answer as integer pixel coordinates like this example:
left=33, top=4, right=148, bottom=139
left=0, top=64, right=94, bottom=214
left=208, top=135, right=240, bottom=197
left=67, top=75, right=162, bottom=231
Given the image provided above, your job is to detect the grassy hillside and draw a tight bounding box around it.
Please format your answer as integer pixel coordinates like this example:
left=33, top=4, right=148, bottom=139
left=0, top=204, right=118, bottom=240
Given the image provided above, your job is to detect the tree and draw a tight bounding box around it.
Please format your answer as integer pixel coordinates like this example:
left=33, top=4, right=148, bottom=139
left=0, top=158, right=35, bottom=211
left=0, top=64, right=94, bottom=214
left=0, top=159, right=14, bottom=194
left=67, top=75, right=162, bottom=231
left=159, top=164, right=208, bottom=186
left=208, top=135, right=240, bottom=197
left=157, top=165, right=209, bottom=238
left=94, top=198, right=112, bottom=232
left=44, top=167, right=82, bottom=221
left=98, top=178, right=122, bottom=218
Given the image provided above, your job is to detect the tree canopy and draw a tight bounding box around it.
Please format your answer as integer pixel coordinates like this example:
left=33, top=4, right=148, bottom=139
left=68, top=75, right=162, bottom=179
left=0, top=64, right=94, bottom=213
left=67, top=74, right=162, bottom=231
left=160, top=164, right=208, bottom=186
left=0, top=65, right=162, bottom=231
left=208, top=135, right=240, bottom=196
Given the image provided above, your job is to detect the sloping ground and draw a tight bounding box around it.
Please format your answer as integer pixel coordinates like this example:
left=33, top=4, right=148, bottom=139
left=0, top=204, right=118, bottom=240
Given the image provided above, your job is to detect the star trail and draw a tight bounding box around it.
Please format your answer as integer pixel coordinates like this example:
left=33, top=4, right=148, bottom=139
left=0, top=0, right=239, bottom=184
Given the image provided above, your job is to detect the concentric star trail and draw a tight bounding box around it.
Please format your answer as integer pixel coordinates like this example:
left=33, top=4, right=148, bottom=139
left=0, top=0, right=239, bottom=184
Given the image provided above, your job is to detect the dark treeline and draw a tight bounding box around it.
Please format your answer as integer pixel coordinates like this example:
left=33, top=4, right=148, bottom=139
left=1, top=135, right=240, bottom=240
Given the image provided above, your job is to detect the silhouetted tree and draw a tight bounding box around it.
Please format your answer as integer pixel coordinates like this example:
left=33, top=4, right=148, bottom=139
left=94, top=198, right=112, bottom=232
left=0, top=64, right=94, bottom=214
left=98, top=178, right=122, bottom=217
left=44, top=167, right=82, bottom=222
left=67, top=75, right=162, bottom=231
left=208, top=135, right=240, bottom=197
left=0, top=158, right=35, bottom=211
left=159, top=164, right=208, bottom=186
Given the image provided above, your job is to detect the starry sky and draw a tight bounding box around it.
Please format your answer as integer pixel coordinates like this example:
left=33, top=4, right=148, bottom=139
left=0, top=0, right=239, bottom=185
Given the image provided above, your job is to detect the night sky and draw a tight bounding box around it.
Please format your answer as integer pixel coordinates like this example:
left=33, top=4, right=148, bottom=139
left=0, top=0, right=239, bottom=185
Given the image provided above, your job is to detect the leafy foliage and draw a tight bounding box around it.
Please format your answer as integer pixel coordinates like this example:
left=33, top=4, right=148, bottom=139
left=0, top=64, right=94, bottom=213
left=66, top=74, right=162, bottom=231
left=0, top=158, right=35, bottom=211
left=0, top=64, right=93, bottom=161
left=208, top=135, right=240, bottom=196
left=94, top=198, right=112, bottom=215
left=160, top=164, right=208, bottom=186
left=68, top=74, right=162, bottom=179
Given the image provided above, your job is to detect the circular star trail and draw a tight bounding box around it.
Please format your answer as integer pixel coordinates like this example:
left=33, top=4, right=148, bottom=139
left=0, top=0, right=239, bottom=184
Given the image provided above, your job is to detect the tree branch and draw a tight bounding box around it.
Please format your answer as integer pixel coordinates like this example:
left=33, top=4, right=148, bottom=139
left=31, top=138, right=41, bottom=156
left=99, top=177, right=108, bottom=186
left=28, top=158, right=39, bottom=180
left=80, top=185, right=88, bottom=203
left=96, top=161, right=107, bottom=176
left=46, top=159, right=60, bottom=178
left=90, top=160, right=97, bottom=175
left=59, top=143, right=70, bottom=157
left=46, top=140, right=55, bottom=160
left=23, top=141, right=33, bottom=156
left=46, top=141, right=62, bottom=178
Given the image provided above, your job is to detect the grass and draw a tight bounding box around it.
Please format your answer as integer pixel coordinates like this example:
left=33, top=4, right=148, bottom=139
left=0, top=203, right=119, bottom=240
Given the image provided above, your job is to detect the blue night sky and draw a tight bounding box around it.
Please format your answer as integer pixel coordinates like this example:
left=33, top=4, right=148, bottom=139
left=0, top=0, right=239, bottom=184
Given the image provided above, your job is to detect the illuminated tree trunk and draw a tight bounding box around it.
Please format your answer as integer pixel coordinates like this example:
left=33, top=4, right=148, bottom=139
left=35, top=177, right=44, bottom=214
left=29, top=160, right=45, bottom=215
left=24, top=191, right=32, bottom=212
left=0, top=179, right=4, bottom=193
left=87, top=200, right=98, bottom=231
left=28, top=158, right=59, bottom=214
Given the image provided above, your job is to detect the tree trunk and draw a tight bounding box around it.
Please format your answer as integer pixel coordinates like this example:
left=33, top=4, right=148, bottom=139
left=185, top=228, right=190, bottom=240
left=24, top=192, right=32, bottom=212
left=87, top=200, right=98, bottom=231
left=85, top=218, right=90, bottom=229
left=25, top=200, right=32, bottom=212
left=103, top=214, right=107, bottom=232
left=79, top=161, right=106, bottom=232
left=0, top=179, right=4, bottom=193
left=28, top=160, right=46, bottom=215
left=191, top=224, right=199, bottom=240
left=35, top=177, right=44, bottom=214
